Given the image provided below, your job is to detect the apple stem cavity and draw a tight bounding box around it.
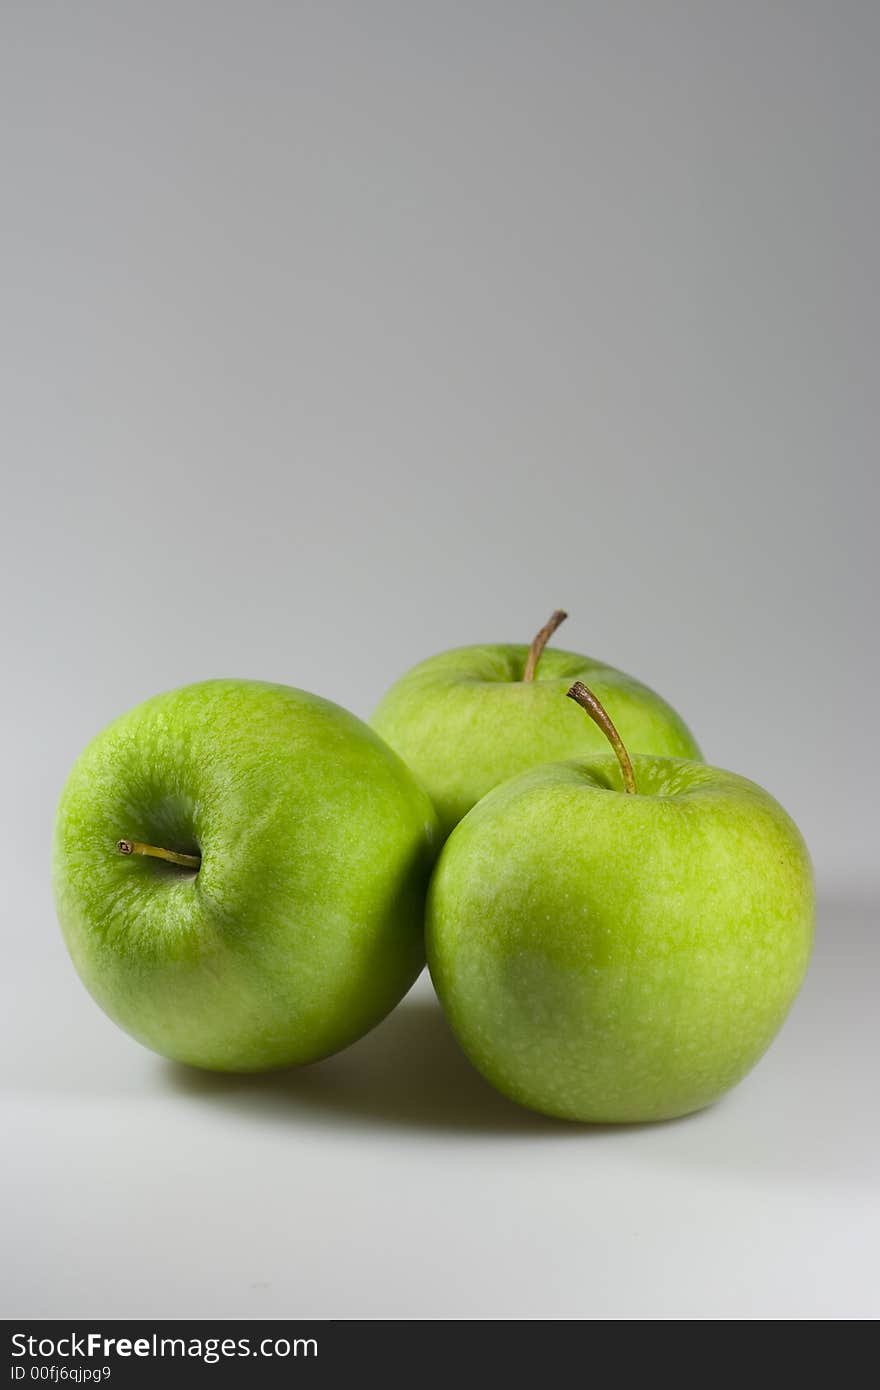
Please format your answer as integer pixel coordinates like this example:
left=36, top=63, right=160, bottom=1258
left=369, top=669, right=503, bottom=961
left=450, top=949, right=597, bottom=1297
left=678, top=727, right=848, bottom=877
left=523, top=609, right=568, bottom=682
left=566, top=681, right=638, bottom=795
left=116, top=839, right=201, bottom=871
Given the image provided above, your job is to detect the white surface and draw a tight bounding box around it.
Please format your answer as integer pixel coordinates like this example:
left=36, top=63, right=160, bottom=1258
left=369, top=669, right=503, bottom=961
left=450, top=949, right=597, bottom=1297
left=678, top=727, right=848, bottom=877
left=3, top=888, right=878, bottom=1321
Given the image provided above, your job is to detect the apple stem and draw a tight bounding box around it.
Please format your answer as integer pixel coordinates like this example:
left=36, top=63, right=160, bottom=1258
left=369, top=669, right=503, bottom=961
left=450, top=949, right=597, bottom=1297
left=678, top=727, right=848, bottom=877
left=116, top=839, right=201, bottom=870
left=566, top=681, right=637, bottom=794
left=523, top=609, right=568, bottom=681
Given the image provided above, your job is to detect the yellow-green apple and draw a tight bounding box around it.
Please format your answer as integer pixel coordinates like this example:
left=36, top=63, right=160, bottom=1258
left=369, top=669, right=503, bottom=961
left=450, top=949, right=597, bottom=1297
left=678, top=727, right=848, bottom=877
left=427, top=681, right=813, bottom=1122
left=371, top=611, right=701, bottom=838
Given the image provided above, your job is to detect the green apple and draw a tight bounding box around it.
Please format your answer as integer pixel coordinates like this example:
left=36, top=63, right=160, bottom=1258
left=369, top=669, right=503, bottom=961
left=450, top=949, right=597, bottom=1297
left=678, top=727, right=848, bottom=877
left=427, top=681, right=813, bottom=1122
left=371, top=611, right=702, bottom=838
left=53, top=679, right=438, bottom=1071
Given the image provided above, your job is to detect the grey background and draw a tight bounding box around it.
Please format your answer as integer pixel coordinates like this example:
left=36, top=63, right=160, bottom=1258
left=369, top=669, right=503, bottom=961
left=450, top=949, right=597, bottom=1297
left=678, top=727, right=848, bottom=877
left=1, top=1, right=877, bottom=1320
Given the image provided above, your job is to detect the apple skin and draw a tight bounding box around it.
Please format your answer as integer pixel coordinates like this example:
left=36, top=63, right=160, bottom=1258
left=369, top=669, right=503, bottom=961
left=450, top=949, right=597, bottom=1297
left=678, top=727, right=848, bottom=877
left=371, top=645, right=701, bottom=839
left=53, top=680, right=438, bottom=1072
left=427, top=755, right=813, bottom=1122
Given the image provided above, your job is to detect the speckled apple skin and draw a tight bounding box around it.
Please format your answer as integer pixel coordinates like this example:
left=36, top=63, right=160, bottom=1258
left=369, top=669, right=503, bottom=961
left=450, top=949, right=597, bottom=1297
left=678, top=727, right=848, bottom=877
left=427, top=756, right=814, bottom=1122
left=371, top=645, right=701, bottom=839
left=53, top=680, right=438, bottom=1071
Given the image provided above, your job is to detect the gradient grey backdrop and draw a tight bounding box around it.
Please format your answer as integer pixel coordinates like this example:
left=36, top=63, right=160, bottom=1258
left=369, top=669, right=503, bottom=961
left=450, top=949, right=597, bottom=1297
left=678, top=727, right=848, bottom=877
left=2, top=2, right=877, bottom=1319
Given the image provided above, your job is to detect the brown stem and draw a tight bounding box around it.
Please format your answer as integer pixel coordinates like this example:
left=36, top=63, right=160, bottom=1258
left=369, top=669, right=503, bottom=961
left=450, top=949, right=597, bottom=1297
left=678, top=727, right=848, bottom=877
left=523, top=609, right=568, bottom=681
left=116, top=839, right=201, bottom=870
left=566, top=681, right=637, bottom=794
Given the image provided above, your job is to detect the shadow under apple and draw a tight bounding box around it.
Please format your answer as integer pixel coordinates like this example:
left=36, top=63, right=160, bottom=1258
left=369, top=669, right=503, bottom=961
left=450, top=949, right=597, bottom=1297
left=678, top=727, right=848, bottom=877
left=163, top=988, right=587, bottom=1137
